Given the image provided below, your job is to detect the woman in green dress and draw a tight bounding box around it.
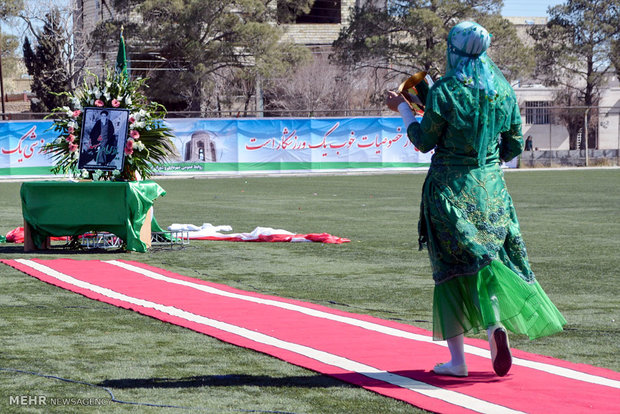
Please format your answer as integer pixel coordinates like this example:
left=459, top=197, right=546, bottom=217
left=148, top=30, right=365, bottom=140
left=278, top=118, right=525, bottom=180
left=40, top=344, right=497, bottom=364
left=386, top=21, right=566, bottom=377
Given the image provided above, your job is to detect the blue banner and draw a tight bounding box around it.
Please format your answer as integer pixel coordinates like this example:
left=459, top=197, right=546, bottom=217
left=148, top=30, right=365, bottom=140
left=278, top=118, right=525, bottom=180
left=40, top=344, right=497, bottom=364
left=0, top=117, right=432, bottom=176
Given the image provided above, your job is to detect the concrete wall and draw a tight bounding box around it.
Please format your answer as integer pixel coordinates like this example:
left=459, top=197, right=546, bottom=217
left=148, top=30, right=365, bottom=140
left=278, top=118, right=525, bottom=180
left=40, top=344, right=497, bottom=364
left=519, top=149, right=620, bottom=167
left=598, top=84, right=620, bottom=150
left=515, top=86, right=569, bottom=150
left=521, top=123, right=570, bottom=150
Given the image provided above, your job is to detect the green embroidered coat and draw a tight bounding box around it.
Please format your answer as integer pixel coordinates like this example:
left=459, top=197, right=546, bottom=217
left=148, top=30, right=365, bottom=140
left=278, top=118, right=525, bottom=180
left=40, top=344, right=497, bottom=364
left=409, top=76, right=530, bottom=286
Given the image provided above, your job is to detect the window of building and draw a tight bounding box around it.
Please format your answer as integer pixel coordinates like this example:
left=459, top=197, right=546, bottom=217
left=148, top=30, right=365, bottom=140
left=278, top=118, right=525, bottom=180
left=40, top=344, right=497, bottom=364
left=280, top=0, right=341, bottom=24
left=525, top=101, right=550, bottom=124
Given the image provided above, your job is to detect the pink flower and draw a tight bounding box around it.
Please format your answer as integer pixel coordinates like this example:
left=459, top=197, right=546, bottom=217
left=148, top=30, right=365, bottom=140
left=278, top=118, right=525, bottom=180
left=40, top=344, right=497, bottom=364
left=124, top=147, right=133, bottom=156
left=68, top=143, right=78, bottom=152
left=66, top=134, right=75, bottom=143
left=111, top=99, right=120, bottom=108
left=125, top=138, right=134, bottom=149
left=129, top=116, right=136, bottom=124
left=130, top=130, right=140, bottom=140
left=72, top=110, right=81, bottom=118
left=94, top=99, right=104, bottom=107
left=97, top=136, right=102, bottom=142
left=67, top=126, right=74, bottom=133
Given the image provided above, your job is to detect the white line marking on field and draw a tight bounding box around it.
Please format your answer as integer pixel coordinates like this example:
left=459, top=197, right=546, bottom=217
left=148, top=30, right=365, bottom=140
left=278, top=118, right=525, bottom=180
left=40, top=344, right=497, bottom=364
left=16, top=258, right=521, bottom=414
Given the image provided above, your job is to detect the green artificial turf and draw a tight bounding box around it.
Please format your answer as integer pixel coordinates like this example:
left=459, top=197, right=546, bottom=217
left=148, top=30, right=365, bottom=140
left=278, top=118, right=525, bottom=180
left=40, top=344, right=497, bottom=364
left=0, top=169, right=618, bottom=413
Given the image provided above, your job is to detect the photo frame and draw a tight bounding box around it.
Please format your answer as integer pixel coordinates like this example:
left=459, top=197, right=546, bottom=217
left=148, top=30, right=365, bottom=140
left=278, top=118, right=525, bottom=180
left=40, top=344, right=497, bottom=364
left=78, top=107, right=130, bottom=171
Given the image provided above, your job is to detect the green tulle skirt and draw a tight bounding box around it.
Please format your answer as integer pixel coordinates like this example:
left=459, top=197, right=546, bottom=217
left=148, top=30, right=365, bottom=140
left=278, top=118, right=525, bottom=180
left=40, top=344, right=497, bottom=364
left=432, top=260, right=566, bottom=341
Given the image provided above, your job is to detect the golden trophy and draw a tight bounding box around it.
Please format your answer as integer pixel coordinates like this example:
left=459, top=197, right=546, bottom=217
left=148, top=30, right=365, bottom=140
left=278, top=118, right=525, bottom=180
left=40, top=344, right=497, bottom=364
left=397, top=71, right=434, bottom=114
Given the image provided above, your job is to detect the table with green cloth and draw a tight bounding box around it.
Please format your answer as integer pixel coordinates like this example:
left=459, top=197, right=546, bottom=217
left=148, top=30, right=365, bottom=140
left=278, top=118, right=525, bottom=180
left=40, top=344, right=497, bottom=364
left=21, top=180, right=166, bottom=252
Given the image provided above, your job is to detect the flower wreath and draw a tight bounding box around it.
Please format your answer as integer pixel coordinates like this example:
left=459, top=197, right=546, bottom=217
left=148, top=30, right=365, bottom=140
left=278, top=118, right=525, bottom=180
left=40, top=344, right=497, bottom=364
left=44, top=70, right=176, bottom=181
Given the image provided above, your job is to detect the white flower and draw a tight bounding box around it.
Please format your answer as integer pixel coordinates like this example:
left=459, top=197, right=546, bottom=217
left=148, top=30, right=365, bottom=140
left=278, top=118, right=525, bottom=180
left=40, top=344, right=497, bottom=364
left=104, top=91, right=111, bottom=100
left=71, top=97, right=81, bottom=107
left=81, top=169, right=89, bottom=178
left=54, top=138, right=62, bottom=144
left=93, top=88, right=101, bottom=98
left=135, top=121, right=146, bottom=128
left=125, top=96, right=132, bottom=105
left=134, top=140, right=145, bottom=151
left=67, top=121, right=77, bottom=129
left=105, top=81, right=111, bottom=89
left=138, top=109, right=147, bottom=118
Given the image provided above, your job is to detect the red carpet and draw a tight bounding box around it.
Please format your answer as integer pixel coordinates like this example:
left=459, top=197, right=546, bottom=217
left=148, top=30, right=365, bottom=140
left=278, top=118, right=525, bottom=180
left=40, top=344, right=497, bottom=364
left=3, top=258, right=619, bottom=413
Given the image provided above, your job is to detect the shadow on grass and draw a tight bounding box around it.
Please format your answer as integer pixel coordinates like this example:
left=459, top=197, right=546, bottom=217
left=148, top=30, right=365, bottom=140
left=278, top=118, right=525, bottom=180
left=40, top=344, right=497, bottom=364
left=99, top=374, right=356, bottom=389
left=99, top=369, right=502, bottom=391
left=0, top=244, right=126, bottom=255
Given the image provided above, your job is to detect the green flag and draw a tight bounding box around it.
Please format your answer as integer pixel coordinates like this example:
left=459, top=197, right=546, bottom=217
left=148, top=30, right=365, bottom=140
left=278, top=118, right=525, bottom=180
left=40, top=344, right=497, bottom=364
left=115, top=27, right=128, bottom=77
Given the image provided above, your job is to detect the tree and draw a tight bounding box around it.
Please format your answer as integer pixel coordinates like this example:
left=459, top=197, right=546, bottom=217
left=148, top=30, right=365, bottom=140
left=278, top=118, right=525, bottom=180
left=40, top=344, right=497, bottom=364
left=20, top=1, right=94, bottom=91
left=22, top=8, right=70, bottom=112
left=94, top=0, right=312, bottom=114
left=1, top=32, right=21, bottom=89
left=265, top=54, right=393, bottom=116
left=0, top=0, right=23, bottom=20
left=266, top=54, right=353, bottom=116
left=529, top=0, right=620, bottom=149
left=331, top=0, right=533, bottom=84
left=277, top=0, right=315, bottom=23
left=0, top=0, right=24, bottom=114
left=612, top=38, right=620, bottom=81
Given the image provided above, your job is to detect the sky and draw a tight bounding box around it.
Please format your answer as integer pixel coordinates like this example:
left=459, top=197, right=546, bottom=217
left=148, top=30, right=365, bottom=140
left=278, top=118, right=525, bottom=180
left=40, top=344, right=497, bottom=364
left=501, top=0, right=567, bottom=17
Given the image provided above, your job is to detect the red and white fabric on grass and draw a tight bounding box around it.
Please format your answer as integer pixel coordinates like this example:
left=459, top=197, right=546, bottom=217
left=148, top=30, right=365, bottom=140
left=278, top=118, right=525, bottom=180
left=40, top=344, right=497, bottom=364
left=168, top=223, right=350, bottom=243
left=2, top=258, right=619, bottom=414
left=3, top=224, right=350, bottom=244
left=5, top=227, right=69, bottom=244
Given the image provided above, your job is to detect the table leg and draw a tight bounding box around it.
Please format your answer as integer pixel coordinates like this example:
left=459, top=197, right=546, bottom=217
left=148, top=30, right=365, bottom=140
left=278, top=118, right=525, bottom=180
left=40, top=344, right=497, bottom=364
left=139, top=207, right=152, bottom=249
left=23, top=220, right=50, bottom=252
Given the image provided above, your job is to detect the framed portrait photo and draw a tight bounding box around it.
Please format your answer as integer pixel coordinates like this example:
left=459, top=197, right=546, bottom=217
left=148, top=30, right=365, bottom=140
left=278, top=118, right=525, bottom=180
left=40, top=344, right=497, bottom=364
left=78, top=107, right=130, bottom=171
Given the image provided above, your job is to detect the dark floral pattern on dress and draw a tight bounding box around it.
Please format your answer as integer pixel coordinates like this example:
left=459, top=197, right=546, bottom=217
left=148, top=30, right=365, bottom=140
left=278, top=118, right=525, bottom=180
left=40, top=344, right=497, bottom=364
left=418, top=164, right=535, bottom=285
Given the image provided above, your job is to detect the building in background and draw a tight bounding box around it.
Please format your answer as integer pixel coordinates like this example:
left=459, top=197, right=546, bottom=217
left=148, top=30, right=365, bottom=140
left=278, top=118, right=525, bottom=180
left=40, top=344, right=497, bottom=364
left=70, top=2, right=619, bottom=154
left=73, top=0, right=361, bottom=69
left=280, top=0, right=356, bottom=54
left=72, top=0, right=117, bottom=74
left=506, top=16, right=619, bottom=153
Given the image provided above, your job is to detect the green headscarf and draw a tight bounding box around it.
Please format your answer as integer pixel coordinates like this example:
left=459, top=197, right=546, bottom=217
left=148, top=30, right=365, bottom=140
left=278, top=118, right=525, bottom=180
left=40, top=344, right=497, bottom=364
left=430, top=21, right=518, bottom=165
left=446, top=21, right=496, bottom=95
